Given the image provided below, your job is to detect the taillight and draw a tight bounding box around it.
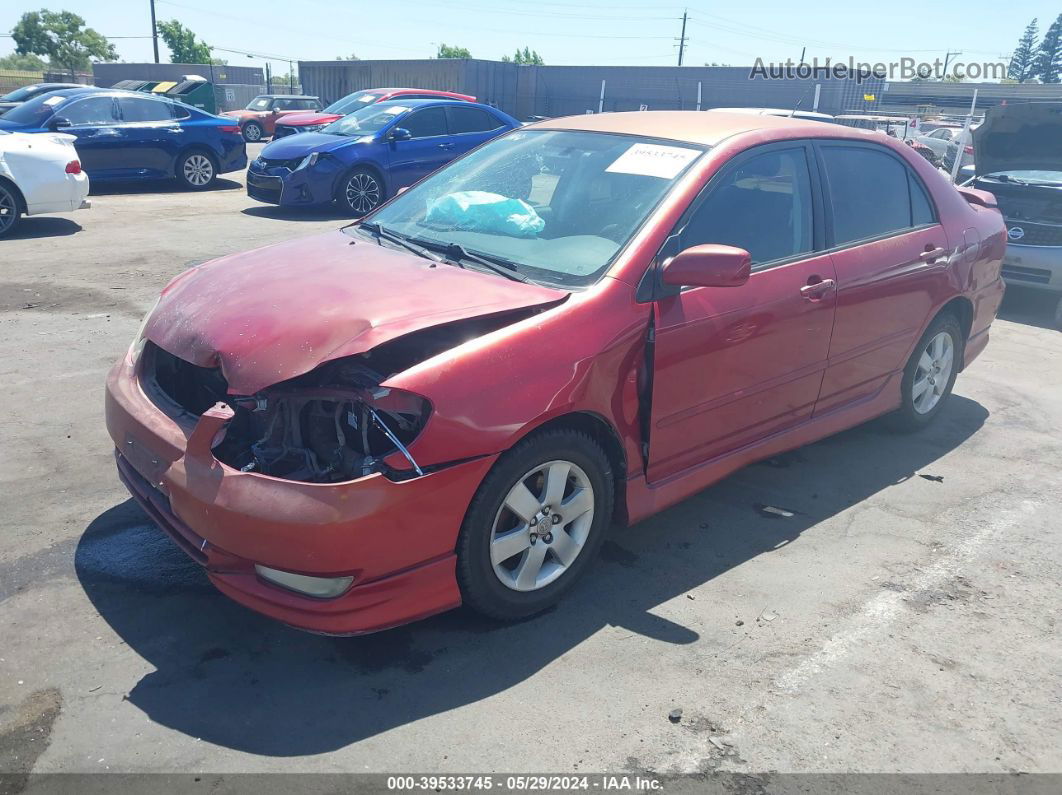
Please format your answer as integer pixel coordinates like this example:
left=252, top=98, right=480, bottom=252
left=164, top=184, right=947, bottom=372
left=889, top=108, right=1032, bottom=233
left=964, top=145, right=974, bottom=155
left=65, top=160, right=81, bottom=174
left=219, top=125, right=242, bottom=134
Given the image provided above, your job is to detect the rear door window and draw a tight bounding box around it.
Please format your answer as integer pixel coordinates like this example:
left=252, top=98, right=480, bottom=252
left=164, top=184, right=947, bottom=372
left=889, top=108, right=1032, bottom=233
left=118, top=96, right=173, bottom=122
left=447, top=106, right=503, bottom=134
left=820, top=145, right=916, bottom=245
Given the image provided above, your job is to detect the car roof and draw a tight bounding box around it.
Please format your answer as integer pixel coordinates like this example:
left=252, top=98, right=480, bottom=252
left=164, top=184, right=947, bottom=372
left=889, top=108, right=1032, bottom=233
left=528, top=110, right=858, bottom=146
left=375, top=98, right=490, bottom=108
left=39, top=86, right=109, bottom=99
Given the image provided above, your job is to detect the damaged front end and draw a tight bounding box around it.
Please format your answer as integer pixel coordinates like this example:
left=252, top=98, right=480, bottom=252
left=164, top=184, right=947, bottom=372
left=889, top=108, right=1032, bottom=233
left=143, top=310, right=540, bottom=484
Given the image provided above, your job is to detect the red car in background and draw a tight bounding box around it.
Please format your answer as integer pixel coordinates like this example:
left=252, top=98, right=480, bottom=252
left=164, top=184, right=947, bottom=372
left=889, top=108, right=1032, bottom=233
left=106, top=112, right=1005, bottom=636
left=221, top=94, right=323, bottom=142
left=272, top=87, right=477, bottom=138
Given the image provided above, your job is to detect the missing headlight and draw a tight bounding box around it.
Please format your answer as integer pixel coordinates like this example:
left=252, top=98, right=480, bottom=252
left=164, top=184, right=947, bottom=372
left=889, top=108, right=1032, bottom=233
left=212, top=359, right=430, bottom=483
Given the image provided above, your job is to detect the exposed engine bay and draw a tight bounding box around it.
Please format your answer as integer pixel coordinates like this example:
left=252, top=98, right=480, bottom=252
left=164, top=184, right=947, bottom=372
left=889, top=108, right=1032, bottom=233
left=146, top=309, right=542, bottom=483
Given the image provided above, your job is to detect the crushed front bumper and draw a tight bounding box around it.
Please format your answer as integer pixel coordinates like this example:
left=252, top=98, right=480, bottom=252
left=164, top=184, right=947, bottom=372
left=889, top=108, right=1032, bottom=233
left=246, top=158, right=340, bottom=207
left=104, top=353, right=496, bottom=634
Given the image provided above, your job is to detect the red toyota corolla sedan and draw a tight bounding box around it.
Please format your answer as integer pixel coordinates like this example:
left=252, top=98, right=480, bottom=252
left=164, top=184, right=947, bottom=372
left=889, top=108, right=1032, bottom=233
left=105, top=112, right=1006, bottom=635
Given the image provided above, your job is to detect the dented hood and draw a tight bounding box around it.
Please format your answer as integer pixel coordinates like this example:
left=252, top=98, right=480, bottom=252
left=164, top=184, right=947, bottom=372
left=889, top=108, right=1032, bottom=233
left=144, top=230, right=566, bottom=394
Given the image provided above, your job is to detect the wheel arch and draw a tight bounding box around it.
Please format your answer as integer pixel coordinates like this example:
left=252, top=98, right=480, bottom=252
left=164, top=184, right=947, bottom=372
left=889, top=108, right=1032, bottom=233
left=0, top=175, right=26, bottom=215
left=504, top=410, right=630, bottom=527
left=333, top=159, right=389, bottom=200
left=936, top=295, right=974, bottom=370
left=173, top=144, right=218, bottom=178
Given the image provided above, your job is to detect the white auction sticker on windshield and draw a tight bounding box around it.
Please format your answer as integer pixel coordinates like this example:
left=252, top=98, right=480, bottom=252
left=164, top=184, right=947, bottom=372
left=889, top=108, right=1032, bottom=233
left=43, top=95, right=65, bottom=107
left=606, top=143, right=700, bottom=179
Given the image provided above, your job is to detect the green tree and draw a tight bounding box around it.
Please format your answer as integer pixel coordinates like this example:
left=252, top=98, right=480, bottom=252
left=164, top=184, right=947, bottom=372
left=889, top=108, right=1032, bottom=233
left=1036, top=13, right=1062, bottom=84
left=504, top=47, right=543, bottom=65
left=11, top=9, right=118, bottom=78
left=156, top=19, right=212, bottom=64
left=0, top=52, right=48, bottom=71
left=436, top=43, right=471, bottom=59
left=334, top=52, right=360, bottom=60
left=1008, top=18, right=1040, bottom=82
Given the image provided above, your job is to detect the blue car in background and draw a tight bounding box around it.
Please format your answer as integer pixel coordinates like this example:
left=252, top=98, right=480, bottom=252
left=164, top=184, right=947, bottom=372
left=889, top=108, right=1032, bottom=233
left=0, top=88, right=247, bottom=189
left=246, top=98, right=519, bottom=214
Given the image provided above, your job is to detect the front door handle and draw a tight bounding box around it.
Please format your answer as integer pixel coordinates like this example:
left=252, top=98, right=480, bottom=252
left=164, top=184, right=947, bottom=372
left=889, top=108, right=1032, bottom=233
left=438, top=142, right=454, bottom=149
left=920, top=246, right=947, bottom=262
left=800, top=278, right=836, bottom=301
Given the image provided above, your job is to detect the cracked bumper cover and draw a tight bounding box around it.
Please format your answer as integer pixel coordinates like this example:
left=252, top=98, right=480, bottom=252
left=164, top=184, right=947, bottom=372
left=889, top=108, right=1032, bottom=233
left=104, top=354, right=497, bottom=634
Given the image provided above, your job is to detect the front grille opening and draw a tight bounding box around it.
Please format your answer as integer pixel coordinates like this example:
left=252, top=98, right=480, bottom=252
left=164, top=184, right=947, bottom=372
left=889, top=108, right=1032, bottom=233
left=146, top=342, right=230, bottom=416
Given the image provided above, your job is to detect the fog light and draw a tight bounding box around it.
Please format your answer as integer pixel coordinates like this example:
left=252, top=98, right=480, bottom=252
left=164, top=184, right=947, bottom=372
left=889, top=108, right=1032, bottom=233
left=254, top=565, right=354, bottom=598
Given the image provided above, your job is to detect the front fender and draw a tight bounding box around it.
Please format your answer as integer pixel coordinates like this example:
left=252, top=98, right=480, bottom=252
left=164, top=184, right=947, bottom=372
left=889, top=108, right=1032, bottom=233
left=385, top=278, right=649, bottom=471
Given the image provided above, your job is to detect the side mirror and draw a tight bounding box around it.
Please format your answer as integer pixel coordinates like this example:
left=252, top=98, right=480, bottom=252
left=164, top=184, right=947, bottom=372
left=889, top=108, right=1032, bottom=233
left=661, top=244, right=751, bottom=288
left=49, top=116, right=72, bottom=131
left=389, top=127, right=412, bottom=142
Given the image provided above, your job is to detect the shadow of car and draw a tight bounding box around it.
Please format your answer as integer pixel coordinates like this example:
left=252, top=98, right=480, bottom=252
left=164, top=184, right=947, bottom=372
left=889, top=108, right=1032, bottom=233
left=77, top=396, right=987, bottom=755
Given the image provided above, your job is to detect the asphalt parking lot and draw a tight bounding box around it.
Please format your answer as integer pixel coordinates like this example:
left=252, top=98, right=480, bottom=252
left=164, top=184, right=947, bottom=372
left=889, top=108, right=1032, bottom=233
left=1, top=145, right=1060, bottom=780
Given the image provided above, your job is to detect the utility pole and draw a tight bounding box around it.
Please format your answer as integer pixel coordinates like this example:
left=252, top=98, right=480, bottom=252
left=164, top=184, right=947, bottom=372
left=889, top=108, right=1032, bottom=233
left=677, top=10, right=688, bottom=66
left=942, top=50, right=962, bottom=80
left=149, top=0, right=159, bottom=63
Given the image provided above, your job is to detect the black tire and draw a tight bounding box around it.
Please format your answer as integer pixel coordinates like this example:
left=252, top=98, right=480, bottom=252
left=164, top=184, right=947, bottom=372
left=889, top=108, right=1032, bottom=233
left=0, top=179, right=22, bottom=238
left=335, top=166, right=385, bottom=216
left=175, top=149, right=217, bottom=191
left=242, top=122, right=264, bottom=143
left=889, top=312, right=963, bottom=432
left=457, top=429, right=614, bottom=621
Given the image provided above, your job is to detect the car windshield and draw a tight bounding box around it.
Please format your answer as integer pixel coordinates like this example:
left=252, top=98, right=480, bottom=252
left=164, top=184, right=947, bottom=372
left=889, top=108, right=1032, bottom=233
left=363, top=129, right=705, bottom=288
left=979, top=170, right=1062, bottom=187
left=0, top=92, right=68, bottom=126
left=1, top=85, right=42, bottom=102
left=246, top=97, right=272, bottom=110
left=323, top=102, right=411, bottom=136
left=324, top=91, right=380, bottom=115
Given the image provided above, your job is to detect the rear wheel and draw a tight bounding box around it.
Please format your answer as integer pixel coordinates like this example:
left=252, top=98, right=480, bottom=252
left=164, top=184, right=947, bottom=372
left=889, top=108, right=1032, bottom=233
left=242, top=122, right=264, bottom=142
left=889, top=312, right=962, bottom=431
left=457, top=429, right=613, bottom=621
left=335, top=167, right=384, bottom=216
left=0, top=180, right=21, bottom=238
left=176, top=150, right=217, bottom=190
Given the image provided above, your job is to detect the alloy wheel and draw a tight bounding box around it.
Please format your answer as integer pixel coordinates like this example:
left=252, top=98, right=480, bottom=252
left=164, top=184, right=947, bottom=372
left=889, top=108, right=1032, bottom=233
left=244, top=123, right=262, bottom=142
left=489, top=460, right=595, bottom=592
left=344, top=172, right=381, bottom=214
left=0, top=186, right=16, bottom=236
left=912, top=331, right=954, bottom=414
left=183, top=154, right=214, bottom=187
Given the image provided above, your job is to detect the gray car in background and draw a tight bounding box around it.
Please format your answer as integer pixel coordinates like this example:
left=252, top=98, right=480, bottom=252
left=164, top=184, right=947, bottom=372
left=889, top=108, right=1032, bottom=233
left=967, top=103, right=1062, bottom=327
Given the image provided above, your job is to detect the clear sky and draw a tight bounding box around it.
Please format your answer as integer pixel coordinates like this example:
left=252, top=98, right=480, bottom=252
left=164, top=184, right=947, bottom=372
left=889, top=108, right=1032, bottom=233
left=2, top=0, right=1058, bottom=78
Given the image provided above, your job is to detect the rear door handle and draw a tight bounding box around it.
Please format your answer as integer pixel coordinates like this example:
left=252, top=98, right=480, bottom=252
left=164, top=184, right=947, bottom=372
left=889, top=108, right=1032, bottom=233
left=800, top=278, right=836, bottom=300
left=438, top=142, right=454, bottom=149
left=920, top=246, right=947, bottom=262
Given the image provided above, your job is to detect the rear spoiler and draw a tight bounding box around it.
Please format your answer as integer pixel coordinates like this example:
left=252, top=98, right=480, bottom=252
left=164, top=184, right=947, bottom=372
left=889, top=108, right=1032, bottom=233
left=956, top=186, right=998, bottom=209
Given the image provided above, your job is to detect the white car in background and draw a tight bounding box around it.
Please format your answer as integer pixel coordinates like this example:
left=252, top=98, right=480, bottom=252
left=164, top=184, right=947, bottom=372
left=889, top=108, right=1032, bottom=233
left=0, top=129, right=90, bottom=238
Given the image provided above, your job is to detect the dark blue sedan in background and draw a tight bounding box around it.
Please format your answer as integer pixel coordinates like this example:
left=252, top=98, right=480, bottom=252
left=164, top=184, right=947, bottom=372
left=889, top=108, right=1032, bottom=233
left=0, top=88, right=247, bottom=190
left=246, top=98, right=519, bottom=214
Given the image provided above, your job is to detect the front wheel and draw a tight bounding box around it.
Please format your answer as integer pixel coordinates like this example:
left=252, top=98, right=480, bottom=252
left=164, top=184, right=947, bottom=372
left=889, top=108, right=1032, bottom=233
left=242, top=122, right=264, bottom=142
left=335, top=167, right=384, bottom=216
left=176, top=150, right=217, bottom=190
left=0, top=181, right=21, bottom=238
left=457, top=429, right=614, bottom=621
left=889, top=312, right=962, bottom=431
